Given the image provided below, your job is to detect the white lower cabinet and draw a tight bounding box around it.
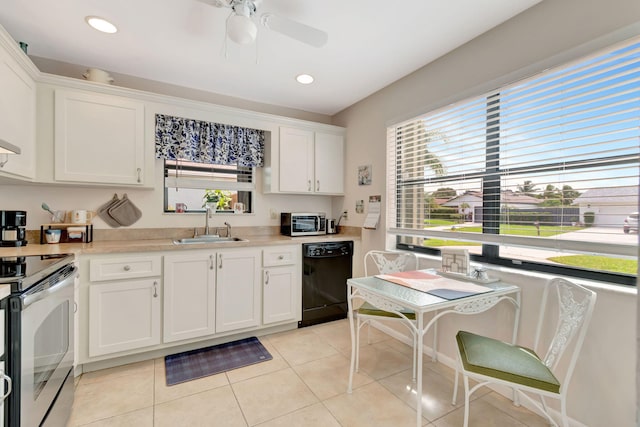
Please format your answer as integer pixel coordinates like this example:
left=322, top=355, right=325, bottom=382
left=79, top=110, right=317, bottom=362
left=262, top=245, right=301, bottom=325
left=263, top=266, right=297, bottom=324
left=87, top=255, right=162, bottom=357
left=88, top=278, right=161, bottom=357
left=82, top=245, right=301, bottom=363
left=215, top=248, right=261, bottom=333
left=163, top=252, right=216, bottom=343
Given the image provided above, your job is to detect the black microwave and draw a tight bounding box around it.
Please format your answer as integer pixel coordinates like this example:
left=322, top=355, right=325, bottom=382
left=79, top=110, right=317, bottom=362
left=281, top=212, right=326, bottom=236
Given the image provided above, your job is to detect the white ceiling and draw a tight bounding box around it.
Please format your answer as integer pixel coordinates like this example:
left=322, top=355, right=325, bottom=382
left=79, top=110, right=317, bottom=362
left=0, top=0, right=541, bottom=115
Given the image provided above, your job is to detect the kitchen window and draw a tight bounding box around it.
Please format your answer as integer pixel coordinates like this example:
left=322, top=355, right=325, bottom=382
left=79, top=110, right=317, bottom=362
left=155, top=114, right=264, bottom=214
left=387, top=36, right=639, bottom=285
left=164, top=160, right=254, bottom=214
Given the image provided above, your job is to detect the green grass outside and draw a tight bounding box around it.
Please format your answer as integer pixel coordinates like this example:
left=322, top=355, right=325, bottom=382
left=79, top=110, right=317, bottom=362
left=548, top=255, right=637, bottom=275
left=424, top=219, right=458, bottom=227
left=453, top=224, right=584, bottom=237
left=422, top=239, right=481, bottom=246
left=420, top=223, right=636, bottom=274
left=422, top=223, right=584, bottom=246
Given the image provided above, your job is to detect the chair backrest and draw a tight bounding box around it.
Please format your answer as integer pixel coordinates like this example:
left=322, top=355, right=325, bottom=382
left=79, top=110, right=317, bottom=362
left=364, top=250, right=418, bottom=276
left=533, top=278, right=597, bottom=392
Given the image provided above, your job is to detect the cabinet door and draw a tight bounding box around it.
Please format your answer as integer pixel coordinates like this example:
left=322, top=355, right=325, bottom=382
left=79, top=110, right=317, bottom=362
left=263, top=266, right=298, bottom=324
left=0, top=47, right=35, bottom=180
left=54, top=89, right=144, bottom=185
left=89, top=278, right=160, bottom=357
left=163, top=252, right=216, bottom=343
left=278, top=127, right=314, bottom=193
left=314, top=132, right=344, bottom=194
left=216, top=249, right=261, bottom=333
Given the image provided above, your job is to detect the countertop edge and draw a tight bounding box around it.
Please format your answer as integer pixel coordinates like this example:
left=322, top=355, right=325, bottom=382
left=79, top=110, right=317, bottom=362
left=0, top=234, right=361, bottom=257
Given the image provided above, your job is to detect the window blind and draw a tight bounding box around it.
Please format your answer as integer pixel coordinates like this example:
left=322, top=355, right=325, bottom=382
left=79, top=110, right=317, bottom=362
left=387, top=37, right=639, bottom=262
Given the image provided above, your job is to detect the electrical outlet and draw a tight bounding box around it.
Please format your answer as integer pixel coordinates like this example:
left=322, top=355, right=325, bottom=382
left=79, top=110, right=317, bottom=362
left=342, top=210, right=348, bottom=220
left=270, top=209, right=277, bottom=220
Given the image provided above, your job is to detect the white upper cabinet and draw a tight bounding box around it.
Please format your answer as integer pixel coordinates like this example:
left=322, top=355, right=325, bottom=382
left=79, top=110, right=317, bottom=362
left=274, top=126, right=345, bottom=195
left=0, top=35, right=36, bottom=181
left=279, top=127, right=314, bottom=193
left=314, top=132, right=344, bottom=195
left=54, top=89, right=145, bottom=185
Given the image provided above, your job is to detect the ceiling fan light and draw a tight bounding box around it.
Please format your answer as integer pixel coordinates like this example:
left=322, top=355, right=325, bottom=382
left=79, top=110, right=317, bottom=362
left=227, top=14, right=257, bottom=44
left=85, top=16, right=118, bottom=34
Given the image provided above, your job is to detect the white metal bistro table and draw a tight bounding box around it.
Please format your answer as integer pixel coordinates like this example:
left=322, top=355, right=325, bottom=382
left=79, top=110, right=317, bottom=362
left=346, top=269, right=520, bottom=427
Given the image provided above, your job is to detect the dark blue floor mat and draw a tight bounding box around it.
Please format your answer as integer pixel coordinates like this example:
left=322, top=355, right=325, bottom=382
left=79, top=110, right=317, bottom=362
left=164, top=337, right=272, bottom=386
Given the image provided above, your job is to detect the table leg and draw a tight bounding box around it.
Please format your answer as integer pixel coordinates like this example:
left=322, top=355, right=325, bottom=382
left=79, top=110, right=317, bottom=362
left=416, top=311, right=424, bottom=427
left=347, top=284, right=356, bottom=394
left=432, top=313, right=438, bottom=362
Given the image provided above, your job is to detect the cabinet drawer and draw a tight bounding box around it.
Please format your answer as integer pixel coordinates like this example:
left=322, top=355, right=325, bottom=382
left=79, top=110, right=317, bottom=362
left=90, top=256, right=161, bottom=281
left=263, top=246, right=297, bottom=267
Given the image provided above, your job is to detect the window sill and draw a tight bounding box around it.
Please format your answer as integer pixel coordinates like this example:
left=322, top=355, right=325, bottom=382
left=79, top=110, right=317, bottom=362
left=413, top=252, right=637, bottom=296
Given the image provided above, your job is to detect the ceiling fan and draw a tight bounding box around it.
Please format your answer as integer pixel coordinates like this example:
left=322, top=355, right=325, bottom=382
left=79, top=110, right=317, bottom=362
left=200, top=0, right=328, bottom=47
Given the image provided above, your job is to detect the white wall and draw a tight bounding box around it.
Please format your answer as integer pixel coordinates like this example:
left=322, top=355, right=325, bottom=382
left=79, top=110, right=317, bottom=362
left=332, top=0, right=640, bottom=425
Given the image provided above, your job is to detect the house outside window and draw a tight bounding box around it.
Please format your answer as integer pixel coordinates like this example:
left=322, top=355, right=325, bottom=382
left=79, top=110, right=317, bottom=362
left=387, top=37, right=639, bottom=285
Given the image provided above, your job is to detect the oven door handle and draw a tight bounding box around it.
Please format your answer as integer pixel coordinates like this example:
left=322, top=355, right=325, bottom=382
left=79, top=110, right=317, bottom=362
left=22, top=267, right=77, bottom=308
left=0, top=370, right=11, bottom=401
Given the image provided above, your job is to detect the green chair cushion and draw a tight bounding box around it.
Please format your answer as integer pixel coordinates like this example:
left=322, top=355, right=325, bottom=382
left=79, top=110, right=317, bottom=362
left=456, top=330, right=560, bottom=394
left=357, top=302, right=416, bottom=320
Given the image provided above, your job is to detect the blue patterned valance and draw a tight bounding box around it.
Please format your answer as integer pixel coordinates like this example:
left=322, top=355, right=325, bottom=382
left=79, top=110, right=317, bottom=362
left=155, top=114, right=264, bottom=167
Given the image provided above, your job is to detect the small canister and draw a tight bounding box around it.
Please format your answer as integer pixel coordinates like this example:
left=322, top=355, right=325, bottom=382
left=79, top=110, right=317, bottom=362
left=326, top=218, right=337, bottom=234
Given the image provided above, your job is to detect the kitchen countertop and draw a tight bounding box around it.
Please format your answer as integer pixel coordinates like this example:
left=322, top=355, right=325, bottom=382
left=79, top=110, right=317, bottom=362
left=0, top=232, right=360, bottom=258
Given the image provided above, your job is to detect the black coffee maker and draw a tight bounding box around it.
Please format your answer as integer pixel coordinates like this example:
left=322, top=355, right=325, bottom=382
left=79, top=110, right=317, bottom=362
left=0, top=210, right=27, bottom=247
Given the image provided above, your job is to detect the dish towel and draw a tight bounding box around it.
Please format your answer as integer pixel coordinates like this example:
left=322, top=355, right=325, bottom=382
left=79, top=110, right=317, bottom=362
left=97, top=193, right=142, bottom=227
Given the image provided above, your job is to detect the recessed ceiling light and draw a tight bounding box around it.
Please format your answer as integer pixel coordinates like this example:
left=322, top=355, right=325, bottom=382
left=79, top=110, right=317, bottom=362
left=296, top=74, right=314, bottom=85
left=85, top=16, right=118, bottom=34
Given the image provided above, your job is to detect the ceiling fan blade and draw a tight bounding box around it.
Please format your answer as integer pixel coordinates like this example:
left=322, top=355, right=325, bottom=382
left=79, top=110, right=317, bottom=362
left=260, top=13, right=327, bottom=48
left=196, top=0, right=233, bottom=8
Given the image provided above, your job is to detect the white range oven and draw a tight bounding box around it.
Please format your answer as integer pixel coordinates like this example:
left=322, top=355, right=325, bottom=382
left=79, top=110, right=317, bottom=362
left=0, top=254, right=76, bottom=427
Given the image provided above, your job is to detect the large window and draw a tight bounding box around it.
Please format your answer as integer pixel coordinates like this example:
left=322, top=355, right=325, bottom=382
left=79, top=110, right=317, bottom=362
left=387, top=37, right=639, bottom=285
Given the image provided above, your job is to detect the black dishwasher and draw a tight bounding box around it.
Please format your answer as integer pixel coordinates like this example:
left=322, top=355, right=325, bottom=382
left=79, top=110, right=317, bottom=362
left=300, top=241, right=353, bottom=328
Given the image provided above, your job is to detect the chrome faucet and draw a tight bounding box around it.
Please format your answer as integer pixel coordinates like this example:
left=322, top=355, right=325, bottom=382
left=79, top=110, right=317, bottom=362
left=204, top=203, right=214, bottom=236
left=224, top=221, right=231, bottom=238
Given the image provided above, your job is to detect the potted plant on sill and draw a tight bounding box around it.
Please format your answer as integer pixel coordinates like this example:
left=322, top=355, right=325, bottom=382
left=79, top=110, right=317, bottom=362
left=202, top=189, right=232, bottom=212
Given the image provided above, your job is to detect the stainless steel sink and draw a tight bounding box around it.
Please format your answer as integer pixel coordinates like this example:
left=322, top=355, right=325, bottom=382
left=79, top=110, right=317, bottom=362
left=172, top=236, right=248, bottom=245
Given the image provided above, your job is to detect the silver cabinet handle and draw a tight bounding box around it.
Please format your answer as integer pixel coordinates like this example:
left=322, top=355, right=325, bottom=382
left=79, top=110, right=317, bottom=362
left=307, top=180, right=311, bottom=192
left=218, top=254, right=223, bottom=269
left=0, top=370, right=12, bottom=400
left=123, top=265, right=131, bottom=271
left=153, top=281, right=158, bottom=298
left=265, top=270, right=270, bottom=285
left=136, top=167, right=142, bottom=183
left=316, top=180, right=320, bottom=191
left=209, top=254, right=214, bottom=270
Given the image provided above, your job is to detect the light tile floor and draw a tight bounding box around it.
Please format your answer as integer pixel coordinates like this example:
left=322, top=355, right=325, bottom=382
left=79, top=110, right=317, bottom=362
left=67, top=319, right=549, bottom=427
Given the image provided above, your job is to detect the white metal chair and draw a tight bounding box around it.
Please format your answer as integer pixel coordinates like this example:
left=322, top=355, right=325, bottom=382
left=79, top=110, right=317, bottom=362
left=452, top=278, right=597, bottom=427
left=353, top=250, right=419, bottom=380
